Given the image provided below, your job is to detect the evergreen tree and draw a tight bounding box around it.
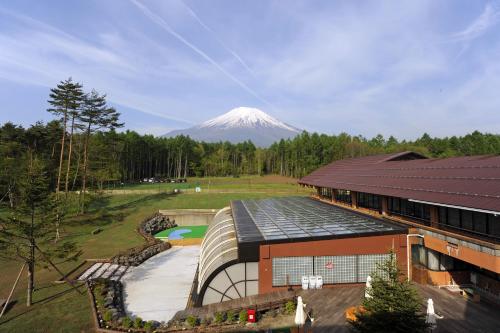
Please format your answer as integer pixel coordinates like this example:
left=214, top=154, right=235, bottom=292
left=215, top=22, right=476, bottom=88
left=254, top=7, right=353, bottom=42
left=47, top=78, right=84, bottom=197
left=349, top=251, right=427, bottom=333
left=79, top=90, right=123, bottom=213
left=0, top=157, right=77, bottom=306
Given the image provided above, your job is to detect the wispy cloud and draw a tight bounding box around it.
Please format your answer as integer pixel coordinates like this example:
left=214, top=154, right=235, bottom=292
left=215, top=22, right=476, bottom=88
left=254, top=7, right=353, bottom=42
left=451, top=1, right=500, bottom=41
left=180, top=0, right=258, bottom=79
left=130, top=0, right=275, bottom=110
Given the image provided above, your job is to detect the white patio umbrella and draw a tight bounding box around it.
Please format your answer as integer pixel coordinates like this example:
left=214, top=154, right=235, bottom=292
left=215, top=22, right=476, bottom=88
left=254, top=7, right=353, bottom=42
left=295, top=296, right=306, bottom=327
left=365, top=275, right=373, bottom=299
left=425, top=298, right=437, bottom=331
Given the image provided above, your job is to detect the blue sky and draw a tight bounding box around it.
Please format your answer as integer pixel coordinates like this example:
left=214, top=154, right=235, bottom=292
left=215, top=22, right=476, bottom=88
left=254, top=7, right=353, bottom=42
left=1, top=0, right=500, bottom=138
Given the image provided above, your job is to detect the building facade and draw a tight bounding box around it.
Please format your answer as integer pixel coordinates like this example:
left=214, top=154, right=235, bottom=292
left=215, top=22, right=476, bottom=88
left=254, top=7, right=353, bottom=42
left=196, top=197, right=407, bottom=306
left=299, top=151, right=500, bottom=301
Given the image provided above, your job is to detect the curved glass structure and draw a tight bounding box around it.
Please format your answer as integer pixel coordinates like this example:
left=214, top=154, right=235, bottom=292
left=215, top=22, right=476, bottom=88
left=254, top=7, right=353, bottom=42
left=197, top=207, right=259, bottom=306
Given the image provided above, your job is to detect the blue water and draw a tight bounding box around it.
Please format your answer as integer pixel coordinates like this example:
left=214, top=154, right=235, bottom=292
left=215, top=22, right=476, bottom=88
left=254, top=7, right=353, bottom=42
left=168, top=229, right=192, bottom=240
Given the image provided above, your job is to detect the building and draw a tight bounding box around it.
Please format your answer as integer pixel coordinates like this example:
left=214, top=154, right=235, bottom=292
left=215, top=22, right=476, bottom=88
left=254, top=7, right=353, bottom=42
left=196, top=196, right=407, bottom=306
left=299, top=151, right=500, bottom=300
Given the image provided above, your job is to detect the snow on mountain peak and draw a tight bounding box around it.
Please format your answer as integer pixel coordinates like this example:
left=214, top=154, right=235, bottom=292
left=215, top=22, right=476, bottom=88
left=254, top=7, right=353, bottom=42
left=198, top=107, right=299, bottom=132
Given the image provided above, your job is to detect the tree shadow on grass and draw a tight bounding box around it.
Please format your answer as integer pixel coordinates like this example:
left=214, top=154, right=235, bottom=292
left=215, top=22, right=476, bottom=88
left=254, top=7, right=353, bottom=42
left=0, top=284, right=86, bottom=326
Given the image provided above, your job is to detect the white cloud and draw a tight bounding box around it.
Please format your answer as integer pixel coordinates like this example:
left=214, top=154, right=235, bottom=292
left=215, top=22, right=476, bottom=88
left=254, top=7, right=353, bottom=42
left=451, top=2, right=500, bottom=42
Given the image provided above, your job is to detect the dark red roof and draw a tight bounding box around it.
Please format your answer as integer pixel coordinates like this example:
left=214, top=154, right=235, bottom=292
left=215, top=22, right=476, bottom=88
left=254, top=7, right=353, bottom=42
left=299, top=152, right=500, bottom=213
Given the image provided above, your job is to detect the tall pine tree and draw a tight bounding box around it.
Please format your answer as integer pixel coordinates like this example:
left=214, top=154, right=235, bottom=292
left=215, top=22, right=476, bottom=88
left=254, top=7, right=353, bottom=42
left=79, top=90, right=123, bottom=213
left=47, top=78, right=84, bottom=197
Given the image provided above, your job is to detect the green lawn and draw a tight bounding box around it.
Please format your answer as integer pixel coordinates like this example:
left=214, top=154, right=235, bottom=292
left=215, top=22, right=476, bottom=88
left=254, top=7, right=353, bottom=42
left=0, top=175, right=310, bottom=333
left=154, top=225, right=208, bottom=239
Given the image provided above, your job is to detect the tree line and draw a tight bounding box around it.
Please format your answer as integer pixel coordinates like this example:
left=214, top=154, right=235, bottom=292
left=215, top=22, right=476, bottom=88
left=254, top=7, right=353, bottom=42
left=1, top=78, right=499, bottom=307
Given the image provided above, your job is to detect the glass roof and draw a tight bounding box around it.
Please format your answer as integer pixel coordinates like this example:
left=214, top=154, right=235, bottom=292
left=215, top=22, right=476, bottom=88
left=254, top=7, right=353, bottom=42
left=233, top=196, right=405, bottom=243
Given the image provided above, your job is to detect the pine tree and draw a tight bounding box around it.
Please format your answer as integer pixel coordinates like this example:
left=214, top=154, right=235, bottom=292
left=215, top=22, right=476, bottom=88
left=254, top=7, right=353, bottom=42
left=47, top=78, right=84, bottom=197
left=349, top=251, right=428, bottom=333
left=0, top=157, right=78, bottom=306
left=79, top=90, right=123, bottom=213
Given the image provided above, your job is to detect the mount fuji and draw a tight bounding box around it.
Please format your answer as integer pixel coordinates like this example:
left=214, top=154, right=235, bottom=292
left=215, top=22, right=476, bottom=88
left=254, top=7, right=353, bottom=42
left=164, top=107, right=301, bottom=146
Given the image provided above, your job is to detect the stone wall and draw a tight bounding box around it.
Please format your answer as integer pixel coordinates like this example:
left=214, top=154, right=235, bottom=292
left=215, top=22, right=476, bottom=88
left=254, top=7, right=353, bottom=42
left=111, top=241, right=171, bottom=266
left=139, top=213, right=176, bottom=240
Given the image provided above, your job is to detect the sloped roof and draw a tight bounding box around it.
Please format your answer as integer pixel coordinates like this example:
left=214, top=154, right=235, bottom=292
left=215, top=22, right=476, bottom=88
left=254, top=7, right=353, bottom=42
left=299, top=152, right=500, bottom=213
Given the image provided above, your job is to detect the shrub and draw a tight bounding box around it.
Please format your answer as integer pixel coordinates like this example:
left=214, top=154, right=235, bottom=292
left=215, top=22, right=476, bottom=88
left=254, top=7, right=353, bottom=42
left=103, top=310, right=113, bottom=322
left=186, top=315, right=198, bottom=328
left=238, top=310, right=248, bottom=323
left=214, top=311, right=225, bottom=324
left=133, top=316, right=144, bottom=329
left=122, top=316, right=132, bottom=328
left=226, top=310, right=236, bottom=323
left=285, top=300, right=296, bottom=315
left=144, top=320, right=155, bottom=332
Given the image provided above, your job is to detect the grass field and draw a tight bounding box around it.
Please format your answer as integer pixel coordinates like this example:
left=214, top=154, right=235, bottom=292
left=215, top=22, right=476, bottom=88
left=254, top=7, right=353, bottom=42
left=0, top=175, right=310, bottom=333
left=154, top=225, right=208, bottom=239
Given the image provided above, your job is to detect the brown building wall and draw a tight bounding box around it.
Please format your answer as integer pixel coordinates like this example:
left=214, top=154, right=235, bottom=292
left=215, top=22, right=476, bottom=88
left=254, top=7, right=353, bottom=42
left=423, top=234, right=500, bottom=274
left=412, top=266, right=470, bottom=286
left=258, top=234, right=407, bottom=295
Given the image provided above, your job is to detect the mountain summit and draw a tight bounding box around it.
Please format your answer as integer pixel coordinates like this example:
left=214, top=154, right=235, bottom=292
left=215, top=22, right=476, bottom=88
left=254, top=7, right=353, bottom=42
left=164, top=107, right=301, bottom=146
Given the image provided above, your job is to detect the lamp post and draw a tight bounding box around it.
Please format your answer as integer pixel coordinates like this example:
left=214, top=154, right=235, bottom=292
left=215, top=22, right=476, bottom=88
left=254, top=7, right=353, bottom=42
left=407, top=233, right=424, bottom=281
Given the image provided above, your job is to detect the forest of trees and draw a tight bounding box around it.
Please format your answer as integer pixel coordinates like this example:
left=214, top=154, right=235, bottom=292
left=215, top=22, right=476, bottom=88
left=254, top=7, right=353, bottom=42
left=2, top=78, right=500, bottom=202
left=1, top=78, right=499, bottom=304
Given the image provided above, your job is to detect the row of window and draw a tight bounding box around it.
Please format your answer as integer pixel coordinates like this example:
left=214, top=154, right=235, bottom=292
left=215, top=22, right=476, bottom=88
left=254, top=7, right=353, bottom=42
left=335, top=189, right=352, bottom=204
left=316, top=187, right=500, bottom=240
left=388, top=197, right=431, bottom=222
left=272, top=254, right=390, bottom=286
left=438, top=207, right=500, bottom=238
left=356, top=192, right=381, bottom=211
left=411, top=245, right=468, bottom=271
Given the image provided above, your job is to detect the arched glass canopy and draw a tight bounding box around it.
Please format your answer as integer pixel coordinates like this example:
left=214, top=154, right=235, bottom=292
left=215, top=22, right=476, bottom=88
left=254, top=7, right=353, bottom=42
left=197, top=206, right=259, bottom=306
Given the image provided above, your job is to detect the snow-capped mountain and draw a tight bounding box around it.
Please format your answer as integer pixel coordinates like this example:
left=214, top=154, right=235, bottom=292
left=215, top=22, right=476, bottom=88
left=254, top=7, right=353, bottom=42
left=164, top=107, right=301, bottom=146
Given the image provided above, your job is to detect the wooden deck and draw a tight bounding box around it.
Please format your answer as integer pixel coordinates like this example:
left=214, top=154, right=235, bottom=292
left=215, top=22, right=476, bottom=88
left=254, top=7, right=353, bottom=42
left=174, top=284, right=500, bottom=333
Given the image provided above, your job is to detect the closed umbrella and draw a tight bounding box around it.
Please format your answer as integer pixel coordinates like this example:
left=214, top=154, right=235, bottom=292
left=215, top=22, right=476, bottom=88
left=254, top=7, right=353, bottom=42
left=295, top=296, right=306, bottom=327
left=365, top=275, right=372, bottom=299
left=426, top=298, right=437, bottom=331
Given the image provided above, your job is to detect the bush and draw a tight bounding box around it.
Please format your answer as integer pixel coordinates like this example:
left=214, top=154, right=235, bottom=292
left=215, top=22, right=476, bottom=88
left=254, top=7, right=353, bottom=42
left=239, top=310, right=248, bottom=323
left=103, top=310, right=113, bottom=322
left=133, top=316, right=144, bottom=329
left=214, top=311, right=225, bottom=324
left=122, top=316, right=132, bottom=328
left=285, top=300, right=296, bottom=315
left=144, top=320, right=155, bottom=332
left=226, top=310, right=236, bottom=323
left=186, top=315, right=198, bottom=328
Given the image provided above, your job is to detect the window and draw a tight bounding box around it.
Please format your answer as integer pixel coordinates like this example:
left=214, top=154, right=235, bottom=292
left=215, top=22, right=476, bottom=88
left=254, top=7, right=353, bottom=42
left=388, top=198, right=430, bottom=222
left=412, top=245, right=459, bottom=272
left=489, top=215, right=500, bottom=237
left=473, top=212, right=487, bottom=234
left=272, top=254, right=390, bottom=286
left=461, top=211, right=473, bottom=230
left=319, top=187, right=332, bottom=199
left=448, top=208, right=461, bottom=227
left=272, top=257, right=313, bottom=286
left=427, top=249, right=440, bottom=271
left=357, top=192, right=381, bottom=211
left=314, top=256, right=357, bottom=283
left=437, top=207, right=499, bottom=240
left=334, top=189, right=352, bottom=205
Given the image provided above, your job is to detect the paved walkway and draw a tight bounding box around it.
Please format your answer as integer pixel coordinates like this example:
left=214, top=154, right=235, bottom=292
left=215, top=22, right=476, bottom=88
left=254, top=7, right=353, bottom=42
left=121, top=246, right=200, bottom=322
